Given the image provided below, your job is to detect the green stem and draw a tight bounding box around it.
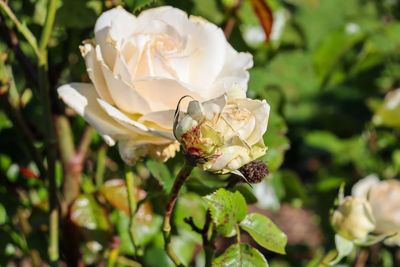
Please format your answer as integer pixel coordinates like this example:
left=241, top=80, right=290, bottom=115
left=107, top=248, right=119, bottom=267
left=317, top=249, right=338, bottom=267
left=163, top=162, right=194, bottom=267
left=202, top=210, right=214, bottom=267
left=236, top=224, right=241, bottom=244
left=39, top=0, right=57, bottom=54
left=55, top=115, right=80, bottom=209
left=48, top=207, right=59, bottom=265
left=38, top=0, right=58, bottom=264
left=96, top=145, right=107, bottom=187
left=76, top=126, right=93, bottom=159
left=0, top=0, right=40, bottom=58
left=125, top=167, right=142, bottom=258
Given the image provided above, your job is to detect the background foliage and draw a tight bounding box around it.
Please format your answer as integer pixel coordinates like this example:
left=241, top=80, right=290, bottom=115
left=0, top=0, right=400, bottom=266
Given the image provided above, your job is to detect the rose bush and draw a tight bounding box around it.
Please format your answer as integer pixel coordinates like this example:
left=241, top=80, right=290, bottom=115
left=57, top=6, right=253, bottom=164
left=174, top=84, right=270, bottom=174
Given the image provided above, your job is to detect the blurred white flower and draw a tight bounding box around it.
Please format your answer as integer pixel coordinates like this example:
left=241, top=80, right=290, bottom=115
left=345, top=23, right=360, bottom=35
left=353, top=177, right=400, bottom=246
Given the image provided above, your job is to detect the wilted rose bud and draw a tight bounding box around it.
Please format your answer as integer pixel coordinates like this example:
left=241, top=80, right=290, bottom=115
left=239, top=160, right=269, bottom=184
left=352, top=176, right=400, bottom=245
left=331, top=196, right=376, bottom=242
left=174, top=84, right=270, bottom=174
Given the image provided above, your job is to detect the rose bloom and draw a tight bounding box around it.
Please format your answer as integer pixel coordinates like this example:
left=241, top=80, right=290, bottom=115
left=330, top=196, right=376, bottom=242
left=174, top=84, right=269, bottom=174
left=57, top=6, right=253, bottom=164
left=352, top=175, right=400, bottom=245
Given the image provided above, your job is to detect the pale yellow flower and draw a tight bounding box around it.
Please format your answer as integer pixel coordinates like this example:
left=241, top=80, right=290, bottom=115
left=175, top=84, right=269, bottom=174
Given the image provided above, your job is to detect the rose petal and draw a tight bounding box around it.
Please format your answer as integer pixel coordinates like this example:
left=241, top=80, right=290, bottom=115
left=131, top=19, right=190, bottom=81
left=118, top=138, right=179, bottom=165
left=351, top=174, right=380, bottom=199
left=138, top=7, right=227, bottom=93
left=113, top=47, right=133, bottom=84
left=97, top=45, right=152, bottom=114
left=208, top=48, right=253, bottom=98
left=94, top=7, right=137, bottom=69
left=57, top=83, right=134, bottom=146
left=138, top=109, right=175, bottom=130
left=80, top=43, right=114, bottom=104
left=186, top=16, right=227, bottom=94
left=202, top=94, right=227, bottom=120
left=97, top=98, right=175, bottom=140
left=230, top=98, right=270, bottom=145
left=137, top=6, right=189, bottom=34
left=132, top=77, right=203, bottom=111
left=208, top=145, right=246, bottom=172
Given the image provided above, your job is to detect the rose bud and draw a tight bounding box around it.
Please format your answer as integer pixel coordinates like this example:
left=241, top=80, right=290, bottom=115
left=331, top=196, right=376, bottom=242
left=174, top=84, right=270, bottom=174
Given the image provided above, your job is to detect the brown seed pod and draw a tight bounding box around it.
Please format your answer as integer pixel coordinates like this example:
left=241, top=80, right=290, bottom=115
left=239, top=160, right=269, bottom=184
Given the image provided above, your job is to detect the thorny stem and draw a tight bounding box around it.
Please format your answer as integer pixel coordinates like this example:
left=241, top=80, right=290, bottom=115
left=163, top=162, right=194, bottom=267
left=125, top=167, right=142, bottom=258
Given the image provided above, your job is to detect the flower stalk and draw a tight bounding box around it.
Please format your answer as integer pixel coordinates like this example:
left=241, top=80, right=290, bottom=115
left=125, top=167, right=142, bottom=258
left=163, top=161, right=194, bottom=266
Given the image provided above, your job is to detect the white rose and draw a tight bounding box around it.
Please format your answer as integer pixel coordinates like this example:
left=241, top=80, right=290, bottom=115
left=57, top=6, right=253, bottom=164
left=174, top=84, right=269, bottom=174
left=352, top=176, right=400, bottom=245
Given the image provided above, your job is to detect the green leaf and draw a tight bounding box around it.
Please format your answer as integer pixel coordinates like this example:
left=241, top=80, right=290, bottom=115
left=98, top=179, right=131, bottom=215
left=204, top=189, right=247, bottom=236
left=110, top=210, right=162, bottom=254
left=70, top=194, right=112, bottom=245
left=125, top=0, right=155, bottom=13
left=0, top=203, right=7, bottom=225
left=314, top=27, right=365, bottom=84
left=144, top=247, right=170, bottom=267
left=55, top=0, right=100, bottom=28
left=146, top=159, right=173, bottom=193
left=174, top=193, right=208, bottom=233
left=239, top=213, right=287, bottom=255
left=330, top=234, right=354, bottom=265
left=213, top=243, right=268, bottom=267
